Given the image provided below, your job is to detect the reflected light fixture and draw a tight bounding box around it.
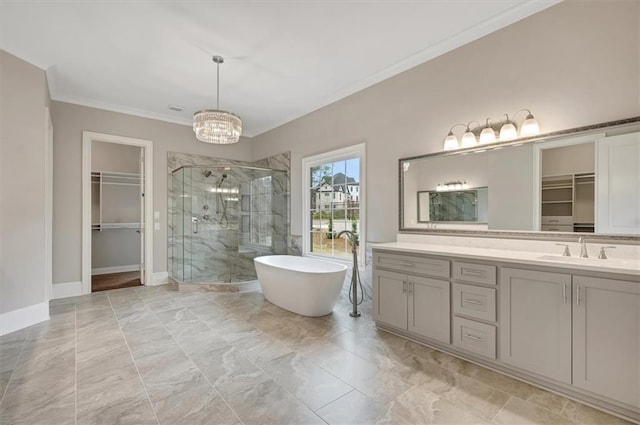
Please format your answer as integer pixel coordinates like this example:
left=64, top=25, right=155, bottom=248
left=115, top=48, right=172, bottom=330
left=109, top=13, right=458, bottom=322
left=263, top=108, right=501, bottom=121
left=193, top=56, right=242, bottom=144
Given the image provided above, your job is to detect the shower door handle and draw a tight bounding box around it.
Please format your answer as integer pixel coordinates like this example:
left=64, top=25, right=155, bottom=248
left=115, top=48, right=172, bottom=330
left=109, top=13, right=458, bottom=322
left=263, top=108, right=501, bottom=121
left=192, top=217, right=199, bottom=234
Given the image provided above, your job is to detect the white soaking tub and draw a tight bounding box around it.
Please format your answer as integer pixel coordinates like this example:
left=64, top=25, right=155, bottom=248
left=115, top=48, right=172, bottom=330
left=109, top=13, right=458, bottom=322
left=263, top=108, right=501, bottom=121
left=254, top=255, right=347, bottom=317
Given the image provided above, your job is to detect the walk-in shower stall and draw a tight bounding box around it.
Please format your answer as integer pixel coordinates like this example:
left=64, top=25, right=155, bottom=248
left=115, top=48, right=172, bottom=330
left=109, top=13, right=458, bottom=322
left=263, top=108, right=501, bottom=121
left=170, top=165, right=288, bottom=284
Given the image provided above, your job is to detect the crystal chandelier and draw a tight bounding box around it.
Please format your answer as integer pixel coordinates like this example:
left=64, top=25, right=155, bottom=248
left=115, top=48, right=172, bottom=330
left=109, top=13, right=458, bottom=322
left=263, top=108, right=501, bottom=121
left=193, top=56, right=242, bottom=144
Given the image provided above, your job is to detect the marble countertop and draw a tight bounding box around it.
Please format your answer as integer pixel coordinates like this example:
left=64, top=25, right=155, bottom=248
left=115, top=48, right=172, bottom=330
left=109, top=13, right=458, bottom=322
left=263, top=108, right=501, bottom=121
left=373, top=242, right=640, bottom=277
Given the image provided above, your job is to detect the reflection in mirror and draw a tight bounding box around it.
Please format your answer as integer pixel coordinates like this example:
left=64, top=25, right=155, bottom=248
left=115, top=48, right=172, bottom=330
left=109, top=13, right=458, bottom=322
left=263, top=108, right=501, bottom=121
left=400, top=117, right=640, bottom=236
left=418, top=188, right=488, bottom=223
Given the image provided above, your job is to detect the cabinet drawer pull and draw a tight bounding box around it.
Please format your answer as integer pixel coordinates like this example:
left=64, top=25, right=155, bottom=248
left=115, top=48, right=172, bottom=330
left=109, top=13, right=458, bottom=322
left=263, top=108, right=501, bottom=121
left=401, top=261, right=414, bottom=267
left=563, top=283, right=567, bottom=305
left=402, top=281, right=407, bottom=293
left=463, top=333, right=483, bottom=341
left=461, top=269, right=483, bottom=277
left=462, top=298, right=483, bottom=305
left=576, top=284, right=580, bottom=307
left=408, top=282, right=413, bottom=295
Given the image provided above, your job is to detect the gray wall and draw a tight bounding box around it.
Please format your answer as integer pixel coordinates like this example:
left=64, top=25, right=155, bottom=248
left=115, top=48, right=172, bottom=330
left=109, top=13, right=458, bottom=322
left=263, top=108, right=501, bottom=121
left=251, top=1, right=640, bottom=243
left=92, top=141, right=140, bottom=173
left=0, top=51, right=50, bottom=314
left=51, top=101, right=253, bottom=283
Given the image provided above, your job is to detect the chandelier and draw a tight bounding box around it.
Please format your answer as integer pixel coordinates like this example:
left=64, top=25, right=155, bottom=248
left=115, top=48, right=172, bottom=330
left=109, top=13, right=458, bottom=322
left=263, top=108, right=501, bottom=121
left=193, top=56, right=242, bottom=144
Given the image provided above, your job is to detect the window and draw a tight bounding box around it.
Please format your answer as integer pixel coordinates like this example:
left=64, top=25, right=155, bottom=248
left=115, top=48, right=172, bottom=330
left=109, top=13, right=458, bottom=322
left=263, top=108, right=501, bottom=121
left=303, top=144, right=366, bottom=262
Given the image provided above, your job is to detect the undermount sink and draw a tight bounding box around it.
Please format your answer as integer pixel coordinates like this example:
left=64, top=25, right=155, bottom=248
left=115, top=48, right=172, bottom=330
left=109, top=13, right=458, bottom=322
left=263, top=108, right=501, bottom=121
left=536, top=254, right=640, bottom=269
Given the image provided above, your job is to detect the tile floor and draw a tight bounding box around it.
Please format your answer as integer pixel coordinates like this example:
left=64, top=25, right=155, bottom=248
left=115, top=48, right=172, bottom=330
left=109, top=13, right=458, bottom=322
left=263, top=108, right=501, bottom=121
left=0, top=284, right=633, bottom=425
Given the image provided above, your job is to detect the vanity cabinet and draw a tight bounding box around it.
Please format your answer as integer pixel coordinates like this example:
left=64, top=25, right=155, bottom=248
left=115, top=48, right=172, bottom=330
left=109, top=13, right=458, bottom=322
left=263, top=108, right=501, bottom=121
left=373, top=247, right=640, bottom=421
left=373, top=253, right=450, bottom=344
left=573, top=276, right=640, bottom=408
left=499, top=268, right=572, bottom=383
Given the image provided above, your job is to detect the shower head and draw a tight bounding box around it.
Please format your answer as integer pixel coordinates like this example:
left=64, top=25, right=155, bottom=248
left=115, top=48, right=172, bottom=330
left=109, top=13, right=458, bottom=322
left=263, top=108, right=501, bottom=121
left=203, top=170, right=213, bottom=178
left=217, top=173, right=228, bottom=186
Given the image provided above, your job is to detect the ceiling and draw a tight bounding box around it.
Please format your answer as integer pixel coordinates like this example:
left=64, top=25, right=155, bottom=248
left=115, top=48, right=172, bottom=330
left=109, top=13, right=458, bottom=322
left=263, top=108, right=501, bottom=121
left=1, top=1, right=558, bottom=137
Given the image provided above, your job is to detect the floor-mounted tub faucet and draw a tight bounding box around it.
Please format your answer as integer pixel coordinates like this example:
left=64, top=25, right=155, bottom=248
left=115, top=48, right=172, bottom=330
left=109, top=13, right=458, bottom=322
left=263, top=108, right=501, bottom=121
left=337, top=230, right=362, bottom=317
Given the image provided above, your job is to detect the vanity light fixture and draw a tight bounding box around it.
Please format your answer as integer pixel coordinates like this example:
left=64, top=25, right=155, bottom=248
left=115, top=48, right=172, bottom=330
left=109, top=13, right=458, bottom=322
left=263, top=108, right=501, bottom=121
left=461, top=122, right=479, bottom=148
left=193, top=56, right=243, bottom=144
left=443, top=109, right=540, bottom=151
left=479, top=118, right=496, bottom=144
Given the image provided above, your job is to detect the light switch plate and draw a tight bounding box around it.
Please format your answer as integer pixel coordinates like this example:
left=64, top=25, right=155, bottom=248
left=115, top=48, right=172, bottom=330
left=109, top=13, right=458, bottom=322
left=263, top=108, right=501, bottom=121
left=154, top=211, right=160, bottom=219
left=154, top=222, right=160, bottom=231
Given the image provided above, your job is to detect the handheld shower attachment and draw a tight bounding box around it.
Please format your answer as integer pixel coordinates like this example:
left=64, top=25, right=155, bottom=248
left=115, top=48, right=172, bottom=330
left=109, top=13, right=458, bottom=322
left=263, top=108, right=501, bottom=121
left=215, top=173, right=229, bottom=227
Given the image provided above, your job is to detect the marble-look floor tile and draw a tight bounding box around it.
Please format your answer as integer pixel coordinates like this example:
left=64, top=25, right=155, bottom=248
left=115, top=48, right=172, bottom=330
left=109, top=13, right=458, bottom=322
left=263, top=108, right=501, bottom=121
left=561, top=400, right=635, bottom=425
left=389, top=385, right=493, bottom=425
left=221, top=377, right=324, bottom=425
left=445, top=358, right=570, bottom=414
left=317, top=389, right=411, bottom=425
left=258, top=352, right=353, bottom=411
left=319, top=348, right=413, bottom=404
left=494, top=396, right=575, bottom=425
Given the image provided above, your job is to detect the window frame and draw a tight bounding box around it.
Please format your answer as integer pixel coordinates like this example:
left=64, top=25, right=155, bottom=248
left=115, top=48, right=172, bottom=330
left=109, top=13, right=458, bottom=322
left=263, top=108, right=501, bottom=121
left=302, top=143, right=366, bottom=264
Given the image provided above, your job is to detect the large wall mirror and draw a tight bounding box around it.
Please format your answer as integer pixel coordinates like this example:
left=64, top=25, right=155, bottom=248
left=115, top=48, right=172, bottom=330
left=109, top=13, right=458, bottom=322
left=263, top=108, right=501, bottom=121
left=400, top=117, right=640, bottom=239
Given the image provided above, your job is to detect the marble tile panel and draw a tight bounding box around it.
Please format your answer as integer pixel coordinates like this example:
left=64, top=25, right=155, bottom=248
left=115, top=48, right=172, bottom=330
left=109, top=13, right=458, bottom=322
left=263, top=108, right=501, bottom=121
left=257, top=352, right=353, bottom=411
left=316, top=390, right=411, bottom=425
left=494, top=396, right=575, bottom=425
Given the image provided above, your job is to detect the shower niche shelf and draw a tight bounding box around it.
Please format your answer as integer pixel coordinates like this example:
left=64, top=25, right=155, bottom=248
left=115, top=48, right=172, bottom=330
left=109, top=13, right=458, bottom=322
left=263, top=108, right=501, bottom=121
left=92, top=171, right=141, bottom=231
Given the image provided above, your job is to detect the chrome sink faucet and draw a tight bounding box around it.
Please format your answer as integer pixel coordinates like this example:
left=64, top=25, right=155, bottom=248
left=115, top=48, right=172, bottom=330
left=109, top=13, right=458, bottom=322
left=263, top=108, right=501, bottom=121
left=579, top=237, right=588, bottom=258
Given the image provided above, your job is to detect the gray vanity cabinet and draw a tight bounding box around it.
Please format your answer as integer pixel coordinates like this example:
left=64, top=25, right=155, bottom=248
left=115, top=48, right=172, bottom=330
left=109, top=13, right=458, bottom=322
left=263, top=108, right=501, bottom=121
left=573, top=276, right=640, bottom=409
left=499, top=267, right=572, bottom=384
left=373, top=252, right=451, bottom=344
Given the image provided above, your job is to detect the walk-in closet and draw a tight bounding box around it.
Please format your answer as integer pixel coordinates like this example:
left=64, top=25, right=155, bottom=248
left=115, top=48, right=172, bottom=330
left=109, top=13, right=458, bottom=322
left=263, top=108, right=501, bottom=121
left=91, top=141, right=143, bottom=291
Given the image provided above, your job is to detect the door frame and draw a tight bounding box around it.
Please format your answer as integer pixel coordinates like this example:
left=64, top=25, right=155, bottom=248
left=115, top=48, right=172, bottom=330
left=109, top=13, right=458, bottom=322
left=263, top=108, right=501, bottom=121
left=81, top=131, right=154, bottom=294
left=45, top=107, right=53, bottom=300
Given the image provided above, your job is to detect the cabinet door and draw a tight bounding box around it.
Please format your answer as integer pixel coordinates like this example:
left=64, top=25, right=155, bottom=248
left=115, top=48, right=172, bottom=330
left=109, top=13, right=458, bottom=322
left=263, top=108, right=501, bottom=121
left=573, top=276, right=640, bottom=408
left=500, top=268, right=572, bottom=383
left=374, top=269, right=407, bottom=330
left=408, top=276, right=450, bottom=344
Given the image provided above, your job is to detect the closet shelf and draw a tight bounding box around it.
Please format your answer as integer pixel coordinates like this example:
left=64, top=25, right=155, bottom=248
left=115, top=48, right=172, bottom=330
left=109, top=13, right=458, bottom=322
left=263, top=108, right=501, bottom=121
left=542, top=200, right=573, bottom=204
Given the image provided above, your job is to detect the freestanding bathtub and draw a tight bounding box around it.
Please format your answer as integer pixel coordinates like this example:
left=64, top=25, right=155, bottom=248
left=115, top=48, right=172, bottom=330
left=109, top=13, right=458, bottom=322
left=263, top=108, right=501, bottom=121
left=254, top=255, right=347, bottom=317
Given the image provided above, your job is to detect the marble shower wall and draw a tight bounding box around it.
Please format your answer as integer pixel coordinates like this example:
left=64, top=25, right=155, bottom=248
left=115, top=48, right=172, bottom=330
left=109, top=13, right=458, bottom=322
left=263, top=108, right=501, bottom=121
left=168, top=151, right=291, bottom=283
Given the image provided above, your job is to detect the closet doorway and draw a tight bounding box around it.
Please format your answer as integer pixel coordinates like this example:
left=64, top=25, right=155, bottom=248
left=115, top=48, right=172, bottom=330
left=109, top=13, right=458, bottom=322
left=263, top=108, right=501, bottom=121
left=82, top=132, right=153, bottom=294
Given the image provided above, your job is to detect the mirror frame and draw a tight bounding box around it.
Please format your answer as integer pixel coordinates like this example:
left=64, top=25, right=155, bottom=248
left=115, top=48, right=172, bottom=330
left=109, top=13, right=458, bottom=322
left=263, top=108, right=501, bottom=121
left=399, top=116, right=640, bottom=243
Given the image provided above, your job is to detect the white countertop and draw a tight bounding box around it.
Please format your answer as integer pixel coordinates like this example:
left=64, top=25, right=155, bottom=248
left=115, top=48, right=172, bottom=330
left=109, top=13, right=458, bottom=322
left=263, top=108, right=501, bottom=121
left=373, top=242, right=640, bottom=277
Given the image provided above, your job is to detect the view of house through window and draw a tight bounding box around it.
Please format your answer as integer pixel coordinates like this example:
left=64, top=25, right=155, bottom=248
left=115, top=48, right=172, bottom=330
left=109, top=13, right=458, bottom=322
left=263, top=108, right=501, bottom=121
left=308, top=156, right=361, bottom=260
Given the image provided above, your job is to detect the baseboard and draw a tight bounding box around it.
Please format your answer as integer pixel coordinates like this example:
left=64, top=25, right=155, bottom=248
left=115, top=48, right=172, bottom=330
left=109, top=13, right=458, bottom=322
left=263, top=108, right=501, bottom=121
left=52, top=281, right=83, bottom=299
left=150, top=271, right=169, bottom=286
left=92, top=265, right=140, bottom=276
left=0, top=302, right=49, bottom=336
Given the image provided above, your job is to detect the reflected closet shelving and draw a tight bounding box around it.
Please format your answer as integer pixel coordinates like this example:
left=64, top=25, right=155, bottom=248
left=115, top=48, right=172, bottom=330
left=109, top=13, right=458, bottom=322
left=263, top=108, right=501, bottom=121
left=541, top=173, right=594, bottom=232
left=91, top=171, right=141, bottom=231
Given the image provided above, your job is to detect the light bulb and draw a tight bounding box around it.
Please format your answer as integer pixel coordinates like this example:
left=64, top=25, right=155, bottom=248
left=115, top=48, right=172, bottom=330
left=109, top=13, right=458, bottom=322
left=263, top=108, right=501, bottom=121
left=443, top=133, right=459, bottom=151
left=499, top=122, right=518, bottom=141
left=461, top=130, right=477, bottom=148
left=520, top=115, right=540, bottom=137
left=455, top=183, right=462, bottom=190
left=479, top=127, right=496, bottom=144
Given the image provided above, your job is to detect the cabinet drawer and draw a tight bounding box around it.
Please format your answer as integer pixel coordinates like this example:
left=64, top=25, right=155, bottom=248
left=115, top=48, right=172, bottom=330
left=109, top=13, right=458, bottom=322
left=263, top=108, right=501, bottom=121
left=453, top=262, right=496, bottom=285
left=541, top=216, right=573, bottom=225
left=541, top=224, right=573, bottom=232
left=452, top=317, right=496, bottom=359
left=453, top=283, right=496, bottom=322
left=374, top=252, right=450, bottom=278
